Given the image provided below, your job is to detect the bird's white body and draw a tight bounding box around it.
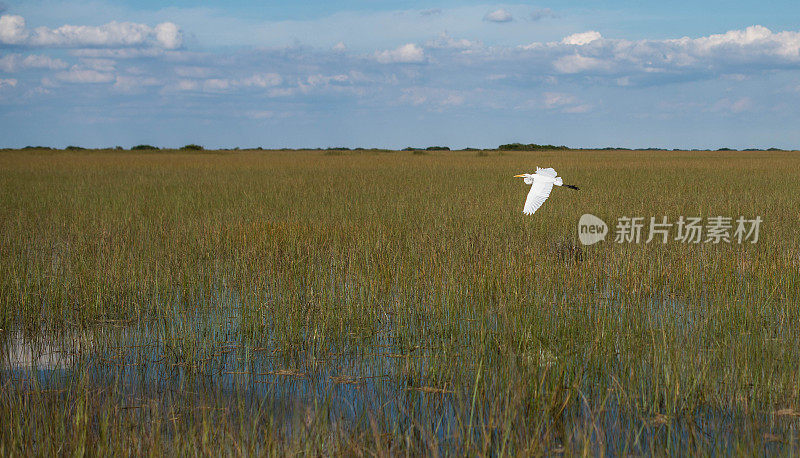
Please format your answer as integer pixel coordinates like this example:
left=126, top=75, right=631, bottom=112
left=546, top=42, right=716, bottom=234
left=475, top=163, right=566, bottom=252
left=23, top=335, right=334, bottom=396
left=516, top=167, right=564, bottom=215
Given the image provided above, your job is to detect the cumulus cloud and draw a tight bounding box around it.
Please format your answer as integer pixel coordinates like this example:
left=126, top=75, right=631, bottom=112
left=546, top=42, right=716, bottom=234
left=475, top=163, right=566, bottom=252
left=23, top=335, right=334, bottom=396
left=0, top=77, right=17, bottom=88
left=484, top=9, right=513, bottom=23
left=0, top=53, right=68, bottom=72
left=0, top=14, right=27, bottom=44
left=562, top=31, right=602, bottom=45
left=516, top=25, right=800, bottom=77
left=154, top=22, right=182, bottom=49
left=692, top=26, right=779, bottom=53
left=375, top=43, right=425, bottom=63
left=5, top=21, right=800, bottom=122
left=0, top=14, right=183, bottom=49
left=426, top=32, right=482, bottom=50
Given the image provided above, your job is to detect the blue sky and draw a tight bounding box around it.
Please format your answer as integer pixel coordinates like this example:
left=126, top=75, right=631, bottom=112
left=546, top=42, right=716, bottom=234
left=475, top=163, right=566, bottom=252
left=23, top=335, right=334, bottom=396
left=2, top=1, right=800, bottom=149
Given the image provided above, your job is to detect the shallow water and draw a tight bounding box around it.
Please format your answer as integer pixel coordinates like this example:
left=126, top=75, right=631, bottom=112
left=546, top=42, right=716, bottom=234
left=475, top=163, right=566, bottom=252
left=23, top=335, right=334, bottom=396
left=1, top=307, right=462, bottom=439
left=2, top=288, right=800, bottom=454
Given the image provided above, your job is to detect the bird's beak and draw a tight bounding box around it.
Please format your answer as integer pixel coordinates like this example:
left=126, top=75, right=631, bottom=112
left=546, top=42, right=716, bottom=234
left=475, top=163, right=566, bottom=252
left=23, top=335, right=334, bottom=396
left=514, top=174, right=526, bottom=177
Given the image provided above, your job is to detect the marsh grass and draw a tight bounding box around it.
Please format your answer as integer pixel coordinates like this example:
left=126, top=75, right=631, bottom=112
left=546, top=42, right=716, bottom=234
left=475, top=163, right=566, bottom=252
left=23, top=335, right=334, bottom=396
left=1, top=148, right=799, bottom=455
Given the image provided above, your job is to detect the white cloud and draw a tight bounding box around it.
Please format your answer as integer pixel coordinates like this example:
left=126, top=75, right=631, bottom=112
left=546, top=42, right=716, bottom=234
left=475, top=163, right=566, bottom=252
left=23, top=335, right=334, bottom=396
left=332, top=42, right=346, bottom=52
left=0, top=14, right=27, bottom=44
left=399, top=87, right=467, bottom=109
left=543, top=92, right=576, bottom=108
left=0, top=14, right=182, bottom=49
left=55, top=66, right=114, bottom=83
left=553, top=54, right=606, bottom=73
left=441, top=93, right=465, bottom=106
left=23, top=54, right=68, bottom=69
left=0, top=53, right=68, bottom=72
left=202, top=78, right=230, bottom=91
left=671, top=25, right=800, bottom=61
left=241, top=73, right=282, bottom=88
left=174, top=79, right=199, bottom=91
left=31, top=22, right=150, bottom=47
left=294, top=72, right=370, bottom=96
left=427, top=32, right=482, bottom=50
left=70, top=48, right=170, bottom=59
left=0, top=77, right=17, bottom=88
left=3, top=17, right=800, bottom=124
left=154, top=22, right=182, bottom=49
left=520, top=25, right=800, bottom=77
left=484, top=9, right=513, bottom=23
left=306, top=73, right=347, bottom=86
left=691, top=25, right=773, bottom=53
left=169, top=73, right=283, bottom=93
left=562, top=31, right=602, bottom=46
left=80, top=58, right=115, bottom=71
left=540, top=92, right=591, bottom=112
left=375, top=43, right=425, bottom=63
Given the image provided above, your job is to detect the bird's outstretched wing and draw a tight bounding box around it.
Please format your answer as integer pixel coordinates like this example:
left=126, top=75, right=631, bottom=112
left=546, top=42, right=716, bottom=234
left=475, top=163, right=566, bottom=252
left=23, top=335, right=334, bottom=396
left=523, top=176, right=554, bottom=215
left=535, top=167, right=558, bottom=178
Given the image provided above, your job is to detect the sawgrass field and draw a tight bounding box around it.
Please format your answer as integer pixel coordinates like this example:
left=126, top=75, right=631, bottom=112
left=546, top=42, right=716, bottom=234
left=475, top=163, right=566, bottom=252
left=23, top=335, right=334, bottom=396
left=1, top=147, right=799, bottom=455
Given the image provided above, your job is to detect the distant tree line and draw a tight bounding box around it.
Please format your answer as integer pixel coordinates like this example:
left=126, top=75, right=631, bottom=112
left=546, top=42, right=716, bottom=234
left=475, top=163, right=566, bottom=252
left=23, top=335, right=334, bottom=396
left=498, top=143, right=569, bottom=151
left=4, top=144, right=794, bottom=152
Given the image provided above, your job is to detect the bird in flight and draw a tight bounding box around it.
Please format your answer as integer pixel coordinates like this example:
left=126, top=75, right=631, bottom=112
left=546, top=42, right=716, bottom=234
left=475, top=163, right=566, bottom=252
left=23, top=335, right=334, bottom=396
left=514, top=167, right=579, bottom=215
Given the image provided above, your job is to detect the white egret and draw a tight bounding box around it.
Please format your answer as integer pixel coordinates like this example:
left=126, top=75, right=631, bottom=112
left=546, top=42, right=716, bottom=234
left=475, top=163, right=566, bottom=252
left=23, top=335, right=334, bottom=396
left=514, top=167, right=579, bottom=215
